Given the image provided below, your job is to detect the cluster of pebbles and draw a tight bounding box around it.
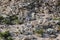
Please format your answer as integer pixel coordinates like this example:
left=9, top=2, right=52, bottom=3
left=0, top=0, right=60, bottom=40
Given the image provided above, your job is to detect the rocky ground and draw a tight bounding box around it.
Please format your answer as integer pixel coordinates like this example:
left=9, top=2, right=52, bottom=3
left=0, top=0, right=60, bottom=40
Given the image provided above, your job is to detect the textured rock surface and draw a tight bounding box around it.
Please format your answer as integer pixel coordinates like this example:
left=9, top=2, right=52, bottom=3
left=0, top=0, right=60, bottom=40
